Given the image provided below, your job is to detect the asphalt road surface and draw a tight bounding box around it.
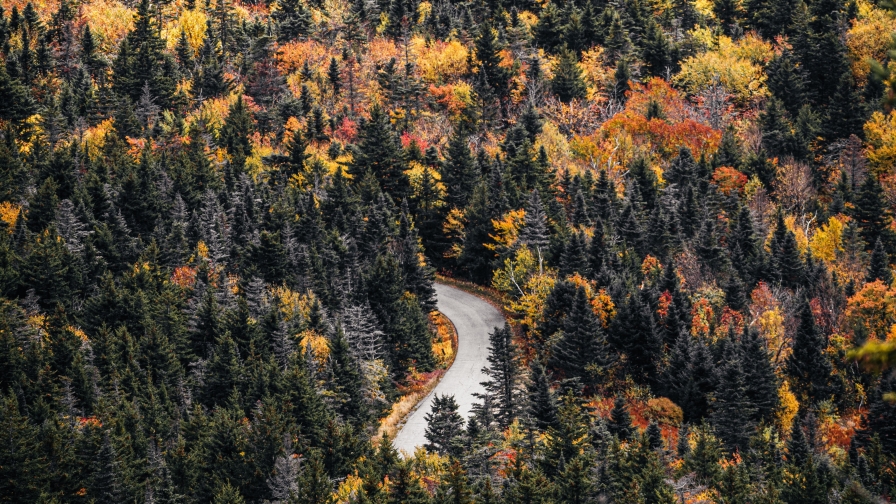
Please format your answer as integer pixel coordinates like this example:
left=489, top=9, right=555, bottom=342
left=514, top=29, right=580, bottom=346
left=391, top=282, right=506, bottom=455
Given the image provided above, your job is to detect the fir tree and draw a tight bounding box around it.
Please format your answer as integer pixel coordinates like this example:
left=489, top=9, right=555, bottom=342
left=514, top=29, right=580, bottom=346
left=607, top=396, right=634, bottom=441
left=442, top=128, right=478, bottom=210
left=348, top=104, right=408, bottom=202
left=852, top=174, right=893, bottom=252
left=547, top=287, right=612, bottom=391
left=425, top=394, right=465, bottom=457
left=527, top=362, right=559, bottom=431
left=786, top=299, right=833, bottom=404
left=866, top=238, right=893, bottom=284
left=479, top=324, right=521, bottom=429
left=551, top=49, right=587, bottom=103
left=274, top=0, right=311, bottom=41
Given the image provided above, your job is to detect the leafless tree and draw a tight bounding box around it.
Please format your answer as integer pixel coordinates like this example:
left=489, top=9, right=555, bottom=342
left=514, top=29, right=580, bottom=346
left=775, top=158, right=816, bottom=217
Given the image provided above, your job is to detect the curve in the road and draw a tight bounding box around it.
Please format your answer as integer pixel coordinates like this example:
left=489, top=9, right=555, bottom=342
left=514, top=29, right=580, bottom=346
left=391, top=282, right=506, bottom=455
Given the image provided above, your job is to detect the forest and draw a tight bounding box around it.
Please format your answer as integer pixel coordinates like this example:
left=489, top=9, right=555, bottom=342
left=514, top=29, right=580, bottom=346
left=0, top=0, right=895, bottom=501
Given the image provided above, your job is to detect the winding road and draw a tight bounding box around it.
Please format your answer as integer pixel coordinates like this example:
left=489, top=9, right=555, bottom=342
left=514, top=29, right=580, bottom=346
left=392, top=282, right=506, bottom=455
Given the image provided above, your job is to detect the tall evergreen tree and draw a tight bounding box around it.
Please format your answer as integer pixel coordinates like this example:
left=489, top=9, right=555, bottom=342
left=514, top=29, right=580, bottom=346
left=479, top=324, right=522, bottom=429
left=786, top=299, right=833, bottom=404
left=349, top=105, right=408, bottom=202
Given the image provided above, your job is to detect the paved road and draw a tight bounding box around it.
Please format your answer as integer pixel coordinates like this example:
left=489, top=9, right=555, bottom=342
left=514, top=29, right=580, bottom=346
left=392, top=282, right=506, bottom=455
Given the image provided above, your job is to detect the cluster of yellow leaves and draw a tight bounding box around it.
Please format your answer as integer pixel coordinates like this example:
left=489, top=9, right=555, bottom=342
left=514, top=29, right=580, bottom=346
left=487, top=209, right=526, bottom=255
left=0, top=202, right=21, bottom=232
left=864, top=110, right=896, bottom=175
left=184, top=92, right=242, bottom=140
left=494, top=247, right=557, bottom=334
left=300, top=328, right=330, bottom=368
left=411, top=37, right=469, bottom=84
left=579, top=47, right=614, bottom=101
left=333, top=474, right=364, bottom=504
left=81, top=118, right=116, bottom=162
left=846, top=5, right=896, bottom=86
left=80, top=0, right=134, bottom=54
left=674, top=32, right=772, bottom=105
left=271, top=286, right=319, bottom=323
left=776, top=380, right=800, bottom=434
left=750, top=282, right=789, bottom=367
left=567, top=273, right=616, bottom=326
left=809, top=215, right=867, bottom=285
left=534, top=121, right=574, bottom=175
left=163, top=8, right=208, bottom=54
left=845, top=280, right=896, bottom=341
left=442, top=208, right=466, bottom=260
left=429, top=311, right=455, bottom=368
left=810, top=215, right=845, bottom=263
left=406, top=161, right=447, bottom=204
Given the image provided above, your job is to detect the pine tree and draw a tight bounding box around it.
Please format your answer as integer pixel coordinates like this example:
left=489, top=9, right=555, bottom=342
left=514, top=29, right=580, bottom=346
left=786, top=299, right=833, bottom=404
left=273, top=0, right=312, bottom=42
left=866, top=238, right=893, bottom=284
left=642, top=20, right=673, bottom=77
left=608, top=291, right=663, bottom=386
left=327, top=56, right=340, bottom=96
left=473, top=21, right=512, bottom=105
left=714, top=0, right=744, bottom=33
left=442, top=128, right=478, bottom=209
left=328, top=327, right=368, bottom=423
left=607, top=396, right=634, bottom=441
left=712, top=355, right=757, bottom=453
left=551, top=49, right=587, bottom=103
left=220, top=95, right=254, bottom=169
left=739, top=327, right=779, bottom=423
left=396, top=204, right=437, bottom=313
left=646, top=421, right=663, bottom=450
left=479, top=324, right=521, bottom=429
left=527, top=362, right=558, bottom=431
left=0, top=64, right=35, bottom=125
left=547, top=288, right=612, bottom=392
left=770, top=212, right=805, bottom=289
left=535, top=2, right=565, bottom=53
left=425, top=394, right=465, bottom=457
left=852, top=174, right=893, bottom=252
left=348, top=104, right=408, bottom=202
left=825, top=71, right=865, bottom=141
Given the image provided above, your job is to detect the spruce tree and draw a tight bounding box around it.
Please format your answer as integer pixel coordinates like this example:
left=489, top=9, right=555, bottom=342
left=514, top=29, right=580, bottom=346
left=547, top=287, right=612, bottom=392
left=739, top=327, right=779, bottom=423
left=473, top=21, right=511, bottom=106
left=852, top=174, right=893, bottom=252
left=866, top=238, right=893, bottom=284
left=424, top=394, right=465, bottom=457
left=527, top=362, right=559, bottom=431
left=273, top=0, right=312, bottom=41
left=607, top=396, right=634, bottom=441
left=608, top=291, right=663, bottom=386
left=786, top=299, right=833, bottom=404
left=479, top=324, right=521, bottom=429
left=348, top=104, right=408, bottom=202
left=712, top=355, right=757, bottom=453
left=551, top=49, right=587, bottom=103
left=442, top=128, right=478, bottom=210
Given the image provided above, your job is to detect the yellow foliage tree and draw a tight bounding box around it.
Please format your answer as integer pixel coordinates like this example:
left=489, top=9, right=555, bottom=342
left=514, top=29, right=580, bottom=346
left=864, top=110, right=896, bottom=175
left=81, top=0, right=135, bottom=54
left=846, top=7, right=896, bottom=86
left=674, top=33, right=772, bottom=105
left=487, top=209, right=526, bottom=256
left=164, top=8, right=208, bottom=54
left=412, top=37, right=469, bottom=84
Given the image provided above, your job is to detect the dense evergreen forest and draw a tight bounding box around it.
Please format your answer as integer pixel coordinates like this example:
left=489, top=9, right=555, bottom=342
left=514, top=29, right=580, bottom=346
left=1, top=0, right=896, bottom=501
